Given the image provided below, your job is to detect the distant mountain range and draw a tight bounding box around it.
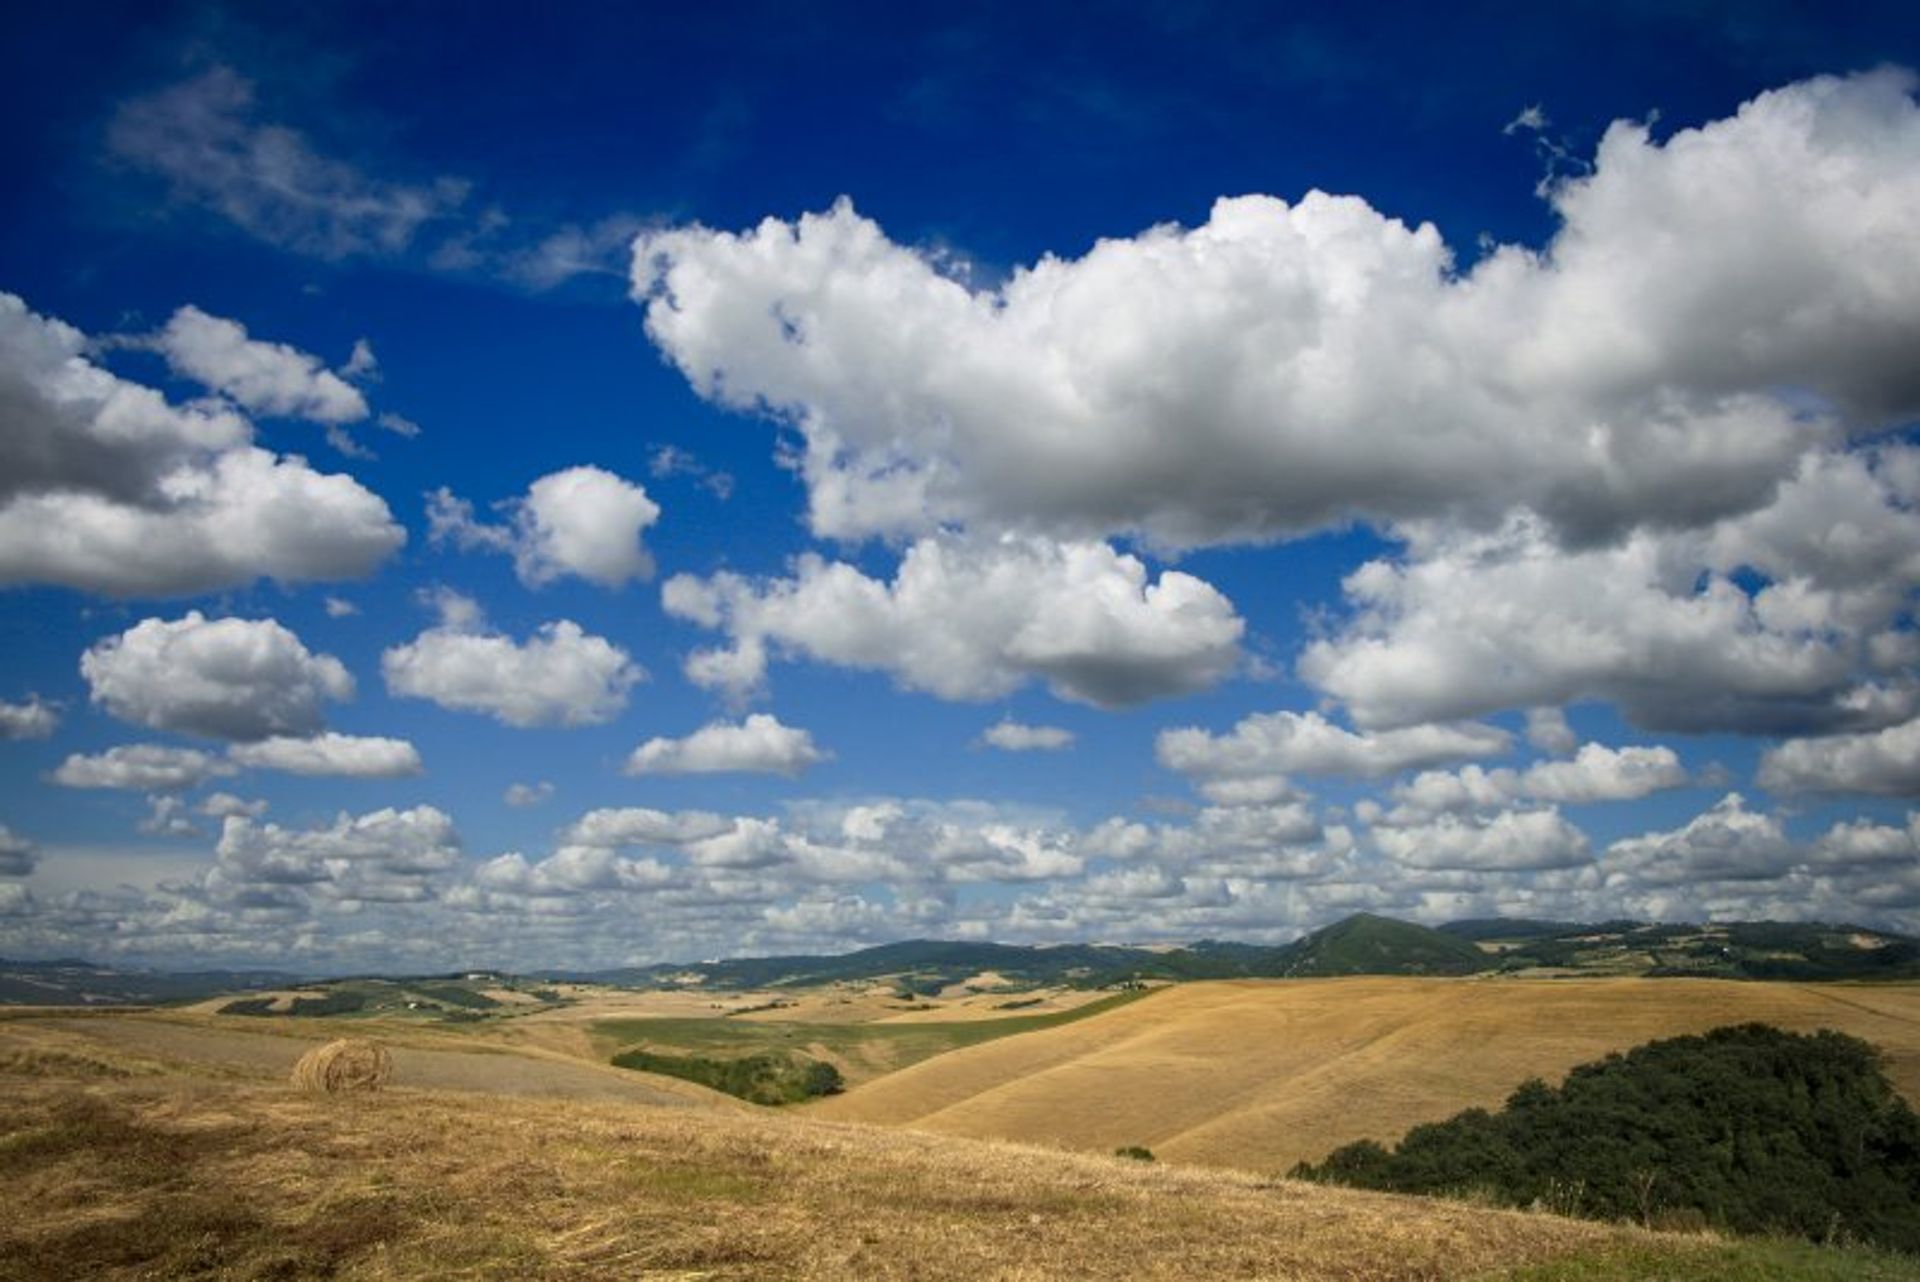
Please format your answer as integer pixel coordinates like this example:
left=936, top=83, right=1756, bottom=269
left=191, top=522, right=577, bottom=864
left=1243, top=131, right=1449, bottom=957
left=0, top=957, right=299, bottom=1007
left=540, top=914, right=1920, bottom=992
left=7, top=914, right=1918, bottom=1006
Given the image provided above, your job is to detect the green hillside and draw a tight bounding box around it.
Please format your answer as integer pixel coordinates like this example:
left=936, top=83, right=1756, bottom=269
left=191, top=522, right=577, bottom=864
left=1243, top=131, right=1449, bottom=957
left=1275, top=913, right=1494, bottom=977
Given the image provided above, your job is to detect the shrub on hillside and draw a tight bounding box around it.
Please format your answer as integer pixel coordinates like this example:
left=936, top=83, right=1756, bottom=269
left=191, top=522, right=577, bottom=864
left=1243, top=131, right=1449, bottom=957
left=611, top=1047, right=844, bottom=1105
left=1291, top=1023, right=1920, bottom=1252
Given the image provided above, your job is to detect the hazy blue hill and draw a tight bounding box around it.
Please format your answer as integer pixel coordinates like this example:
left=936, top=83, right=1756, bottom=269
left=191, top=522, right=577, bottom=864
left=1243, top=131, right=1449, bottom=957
left=0, top=957, right=298, bottom=1005
left=18, top=914, right=1920, bottom=1006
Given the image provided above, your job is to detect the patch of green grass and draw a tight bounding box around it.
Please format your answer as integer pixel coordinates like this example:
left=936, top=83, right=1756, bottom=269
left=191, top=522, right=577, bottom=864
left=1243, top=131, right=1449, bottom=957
left=611, top=1047, right=843, bottom=1104
left=593, top=987, right=1152, bottom=1084
left=1491, top=1238, right=1920, bottom=1281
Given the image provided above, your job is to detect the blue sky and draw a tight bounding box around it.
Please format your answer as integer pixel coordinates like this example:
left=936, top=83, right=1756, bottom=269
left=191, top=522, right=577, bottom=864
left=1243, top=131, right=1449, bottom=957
left=4, top=2, right=1920, bottom=970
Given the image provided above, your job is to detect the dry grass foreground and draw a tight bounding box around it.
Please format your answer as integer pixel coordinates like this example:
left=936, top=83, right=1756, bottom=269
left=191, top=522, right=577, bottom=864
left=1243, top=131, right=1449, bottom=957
left=0, top=1009, right=737, bottom=1110
left=7, top=1059, right=1902, bottom=1282
left=815, top=977, right=1920, bottom=1170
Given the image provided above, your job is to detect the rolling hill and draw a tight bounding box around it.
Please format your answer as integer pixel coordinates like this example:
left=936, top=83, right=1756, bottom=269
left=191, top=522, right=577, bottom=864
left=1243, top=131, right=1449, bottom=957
left=3, top=1016, right=1912, bottom=1280
left=813, top=976, right=1920, bottom=1172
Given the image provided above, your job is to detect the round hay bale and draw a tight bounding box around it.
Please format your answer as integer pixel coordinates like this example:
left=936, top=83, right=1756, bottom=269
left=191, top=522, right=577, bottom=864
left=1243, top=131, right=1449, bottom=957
left=290, top=1038, right=393, bottom=1094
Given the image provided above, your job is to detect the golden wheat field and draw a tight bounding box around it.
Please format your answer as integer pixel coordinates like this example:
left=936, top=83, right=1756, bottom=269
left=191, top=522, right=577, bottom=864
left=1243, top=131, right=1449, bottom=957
left=813, top=976, right=1920, bottom=1171
left=6, top=985, right=1920, bottom=1278
left=1, top=1026, right=1896, bottom=1282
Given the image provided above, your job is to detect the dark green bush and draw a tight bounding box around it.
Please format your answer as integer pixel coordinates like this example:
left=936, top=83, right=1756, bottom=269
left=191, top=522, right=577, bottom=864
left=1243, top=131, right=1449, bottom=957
left=611, top=1047, right=843, bottom=1105
left=1292, top=1024, right=1920, bottom=1253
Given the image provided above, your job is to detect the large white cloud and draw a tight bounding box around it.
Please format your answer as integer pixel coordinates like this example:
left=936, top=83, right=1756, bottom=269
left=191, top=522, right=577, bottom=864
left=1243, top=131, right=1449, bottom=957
left=1299, top=451, right=1920, bottom=734
left=82, top=613, right=353, bottom=741
left=382, top=593, right=641, bottom=728
left=632, top=71, right=1920, bottom=550
left=663, top=534, right=1244, bottom=707
left=1759, top=717, right=1920, bottom=797
left=1157, top=709, right=1508, bottom=782
left=146, top=306, right=367, bottom=423
left=429, top=465, right=660, bottom=588
left=0, top=291, right=403, bottom=596
left=626, top=714, right=828, bottom=777
left=227, top=733, right=423, bottom=779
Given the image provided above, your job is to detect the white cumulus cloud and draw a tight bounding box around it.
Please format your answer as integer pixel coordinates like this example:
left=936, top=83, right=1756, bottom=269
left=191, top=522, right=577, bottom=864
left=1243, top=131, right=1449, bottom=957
left=214, top=805, right=461, bottom=887
left=1373, top=807, right=1592, bottom=872
left=1759, top=717, right=1920, bottom=797
left=663, top=534, right=1244, bottom=708
left=1604, top=794, right=1799, bottom=886
left=626, top=714, right=829, bottom=777
left=1157, top=709, right=1508, bottom=782
left=0, top=291, right=402, bottom=596
left=1387, top=743, right=1689, bottom=819
left=227, top=733, right=423, bottom=778
left=382, top=592, right=641, bottom=728
left=429, top=465, right=660, bottom=588
left=0, top=696, right=58, bottom=740
left=82, top=613, right=353, bottom=741
left=632, top=72, right=1920, bottom=551
left=51, top=744, right=233, bottom=791
left=145, top=305, right=368, bottom=423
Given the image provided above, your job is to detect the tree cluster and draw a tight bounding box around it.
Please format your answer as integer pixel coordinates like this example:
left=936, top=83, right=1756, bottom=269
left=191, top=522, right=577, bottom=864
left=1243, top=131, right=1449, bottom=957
left=1292, top=1024, right=1920, bottom=1252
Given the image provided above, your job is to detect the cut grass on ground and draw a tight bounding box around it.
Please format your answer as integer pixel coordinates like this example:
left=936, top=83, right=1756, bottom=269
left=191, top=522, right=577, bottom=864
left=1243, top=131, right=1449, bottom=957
left=595, top=986, right=1152, bottom=1086
left=4, top=1066, right=1913, bottom=1280
left=1488, top=1239, right=1920, bottom=1281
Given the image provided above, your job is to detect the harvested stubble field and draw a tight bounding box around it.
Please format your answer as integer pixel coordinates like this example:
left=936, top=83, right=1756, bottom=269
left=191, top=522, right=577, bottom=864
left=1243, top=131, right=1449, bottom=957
left=5, top=1054, right=1914, bottom=1281
left=816, top=976, right=1920, bottom=1170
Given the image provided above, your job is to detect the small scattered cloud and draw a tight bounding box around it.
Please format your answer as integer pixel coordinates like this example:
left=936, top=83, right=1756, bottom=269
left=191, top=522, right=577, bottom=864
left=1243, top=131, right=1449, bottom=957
left=0, top=696, right=59, bottom=740
left=0, top=825, right=39, bottom=876
left=979, top=719, right=1075, bottom=752
left=429, top=466, right=660, bottom=589
left=137, top=304, right=369, bottom=423
left=503, top=781, right=554, bottom=807
left=227, top=732, right=423, bottom=778
left=626, top=714, right=829, bottom=777
left=1158, top=710, right=1509, bottom=782
left=649, top=444, right=734, bottom=500
left=51, top=743, right=234, bottom=791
